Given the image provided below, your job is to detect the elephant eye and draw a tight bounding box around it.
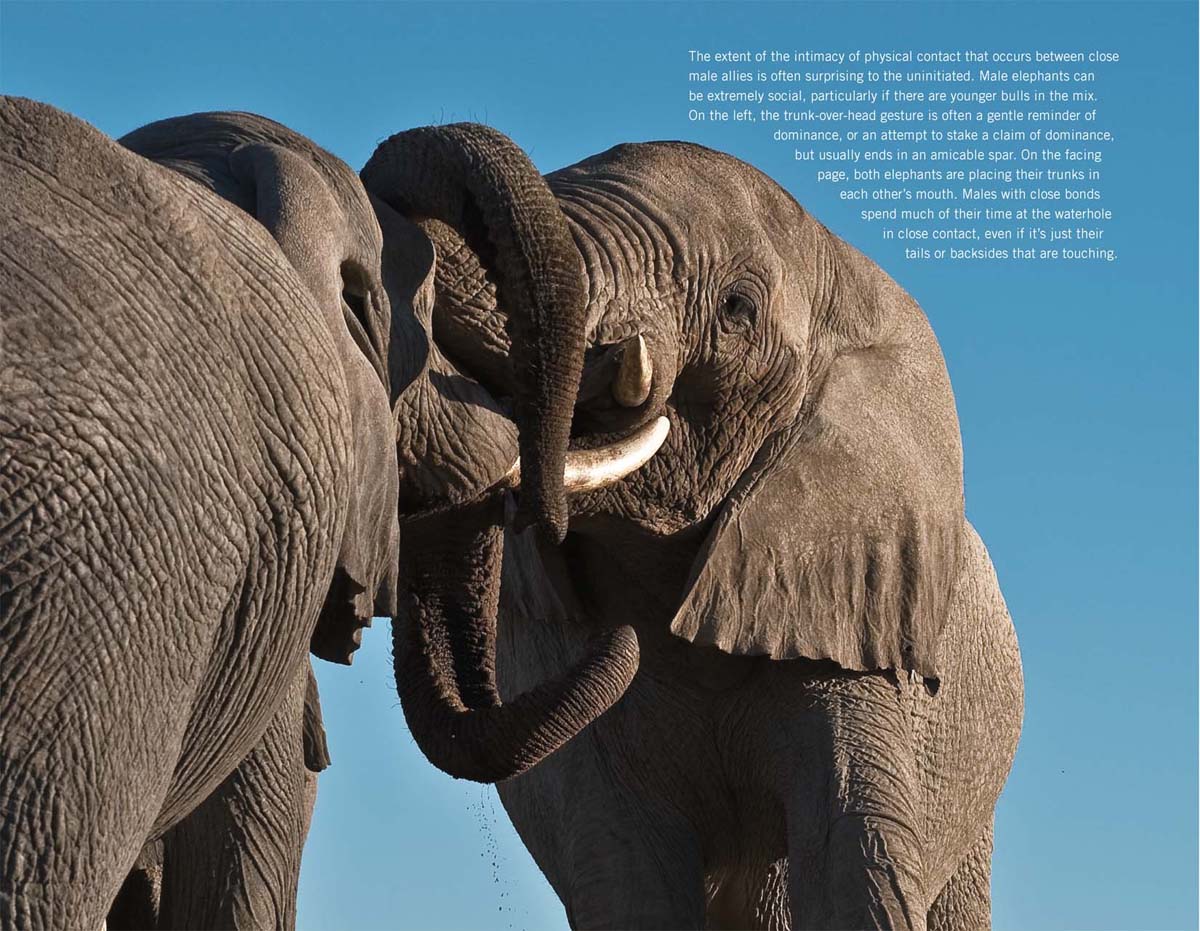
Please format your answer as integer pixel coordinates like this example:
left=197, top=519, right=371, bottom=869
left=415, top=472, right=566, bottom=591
left=717, top=289, right=758, bottom=334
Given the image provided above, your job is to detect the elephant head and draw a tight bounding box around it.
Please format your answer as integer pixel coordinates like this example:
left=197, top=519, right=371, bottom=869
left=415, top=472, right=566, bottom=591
left=565, top=142, right=963, bottom=680
left=121, top=113, right=400, bottom=664
left=413, top=139, right=963, bottom=686
left=360, top=125, right=674, bottom=782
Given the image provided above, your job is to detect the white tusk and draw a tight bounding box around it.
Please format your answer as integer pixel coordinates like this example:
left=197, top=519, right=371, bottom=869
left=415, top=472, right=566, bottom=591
left=564, top=415, right=669, bottom=493
left=611, top=334, right=653, bottom=408
left=499, top=416, right=669, bottom=495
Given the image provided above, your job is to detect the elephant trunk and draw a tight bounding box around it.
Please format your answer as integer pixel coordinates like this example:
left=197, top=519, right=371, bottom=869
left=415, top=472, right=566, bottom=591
left=361, top=124, right=587, bottom=543
left=393, top=493, right=639, bottom=782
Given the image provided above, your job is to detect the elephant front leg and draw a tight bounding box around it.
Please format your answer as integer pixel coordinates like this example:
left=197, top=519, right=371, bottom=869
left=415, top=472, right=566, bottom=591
left=926, top=822, right=992, bottom=931
left=497, top=732, right=708, bottom=931
left=107, top=840, right=164, bottom=930
left=785, top=671, right=927, bottom=931
left=151, top=662, right=326, bottom=930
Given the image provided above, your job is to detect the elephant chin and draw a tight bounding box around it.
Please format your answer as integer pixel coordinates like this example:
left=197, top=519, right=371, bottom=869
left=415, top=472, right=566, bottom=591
left=392, top=491, right=640, bottom=782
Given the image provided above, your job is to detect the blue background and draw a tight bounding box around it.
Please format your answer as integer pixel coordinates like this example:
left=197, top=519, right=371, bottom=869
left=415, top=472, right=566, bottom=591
left=2, top=2, right=1195, bottom=928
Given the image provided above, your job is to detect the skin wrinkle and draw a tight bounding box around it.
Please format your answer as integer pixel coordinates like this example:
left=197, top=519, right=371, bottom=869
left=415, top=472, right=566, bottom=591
left=556, top=159, right=810, bottom=538
left=362, top=125, right=683, bottom=796
left=554, top=184, right=675, bottom=321
left=365, top=124, right=590, bottom=540
left=483, top=139, right=1020, bottom=930
left=106, top=110, right=395, bottom=923
left=2, top=272, right=223, bottom=753
left=136, top=137, right=361, bottom=490
left=392, top=361, right=518, bottom=514
left=426, top=219, right=510, bottom=356
left=152, top=666, right=315, bottom=929
left=133, top=114, right=399, bottom=624
left=10, top=151, right=332, bottom=621
left=2, top=99, right=398, bottom=929
left=390, top=490, right=641, bottom=784
left=49, top=215, right=270, bottom=523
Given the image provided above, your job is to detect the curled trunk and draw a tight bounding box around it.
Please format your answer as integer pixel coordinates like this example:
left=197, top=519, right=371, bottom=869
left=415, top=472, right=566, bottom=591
left=362, top=124, right=587, bottom=543
left=394, top=493, right=639, bottom=782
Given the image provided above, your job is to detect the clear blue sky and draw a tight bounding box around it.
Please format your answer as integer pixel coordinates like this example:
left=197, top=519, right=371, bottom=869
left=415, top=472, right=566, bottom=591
left=2, top=2, right=1195, bottom=928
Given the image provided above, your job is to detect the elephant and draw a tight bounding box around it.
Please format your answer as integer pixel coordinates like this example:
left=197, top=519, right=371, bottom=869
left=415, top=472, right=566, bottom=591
left=0, top=98, right=401, bottom=930
left=109, top=117, right=664, bottom=928
left=364, top=137, right=1024, bottom=929
left=99, top=109, right=401, bottom=931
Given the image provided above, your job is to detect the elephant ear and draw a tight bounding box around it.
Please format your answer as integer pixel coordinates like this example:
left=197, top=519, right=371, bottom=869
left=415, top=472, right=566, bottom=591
left=229, top=143, right=400, bottom=661
left=670, top=248, right=963, bottom=681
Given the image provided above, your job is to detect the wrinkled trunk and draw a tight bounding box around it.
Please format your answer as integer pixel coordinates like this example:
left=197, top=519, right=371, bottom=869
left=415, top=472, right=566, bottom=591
left=393, top=492, right=639, bottom=782
left=362, top=123, right=587, bottom=543
left=366, top=124, right=648, bottom=782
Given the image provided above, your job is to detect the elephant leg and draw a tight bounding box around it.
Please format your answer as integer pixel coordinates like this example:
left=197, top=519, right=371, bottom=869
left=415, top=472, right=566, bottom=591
left=564, top=805, right=705, bottom=931
left=154, top=662, right=324, bottom=930
left=107, top=840, right=164, bottom=930
left=785, top=672, right=926, bottom=931
left=1, top=649, right=185, bottom=927
left=706, top=859, right=790, bottom=931
left=500, top=740, right=707, bottom=931
left=926, top=823, right=992, bottom=931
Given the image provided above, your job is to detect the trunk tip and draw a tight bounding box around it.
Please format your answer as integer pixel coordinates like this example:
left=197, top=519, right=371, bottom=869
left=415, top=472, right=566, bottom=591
left=514, top=490, right=569, bottom=545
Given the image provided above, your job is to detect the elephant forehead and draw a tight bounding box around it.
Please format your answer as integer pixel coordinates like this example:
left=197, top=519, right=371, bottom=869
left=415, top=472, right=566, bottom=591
left=556, top=141, right=789, bottom=227
left=552, top=158, right=802, bottom=311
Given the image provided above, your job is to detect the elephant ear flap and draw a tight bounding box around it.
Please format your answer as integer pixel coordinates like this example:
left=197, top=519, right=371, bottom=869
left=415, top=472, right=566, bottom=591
left=670, top=266, right=964, bottom=681
left=229, top=143, right=344, bottom=303
left=228, top=141, right=391, bottom=382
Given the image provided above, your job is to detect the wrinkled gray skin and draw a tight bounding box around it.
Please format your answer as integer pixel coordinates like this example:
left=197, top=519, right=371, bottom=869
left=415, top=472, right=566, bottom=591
left=394, top=141, right=1025, bottom=929
left=104, top=109, right=401, bottom=931
left=0, top=99, right=398, bottom=930
left=361, top=126, right=646, bottom=788
left=111, top=119, right=646, bottom=929
left=108, top=667, right=327, bottom=931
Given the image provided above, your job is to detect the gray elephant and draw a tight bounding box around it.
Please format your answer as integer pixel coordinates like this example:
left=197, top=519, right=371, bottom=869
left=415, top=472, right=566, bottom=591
left=100, top=109, right=399, bottom=931
left=366, top=138, right=1024, bottom=929
left=0, top=98, right=400, bottom=930
left=108, top=118, right=662, bottom=929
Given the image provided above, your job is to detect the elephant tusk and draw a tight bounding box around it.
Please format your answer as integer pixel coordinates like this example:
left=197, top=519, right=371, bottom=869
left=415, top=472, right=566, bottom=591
left=611, top=334, right=653, bottom=408
left=499, top=416, right=669, bottom=496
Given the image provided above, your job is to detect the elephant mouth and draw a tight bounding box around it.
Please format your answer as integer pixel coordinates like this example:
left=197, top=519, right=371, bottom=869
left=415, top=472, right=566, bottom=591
left=387, top=409, right=665, bottom=785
